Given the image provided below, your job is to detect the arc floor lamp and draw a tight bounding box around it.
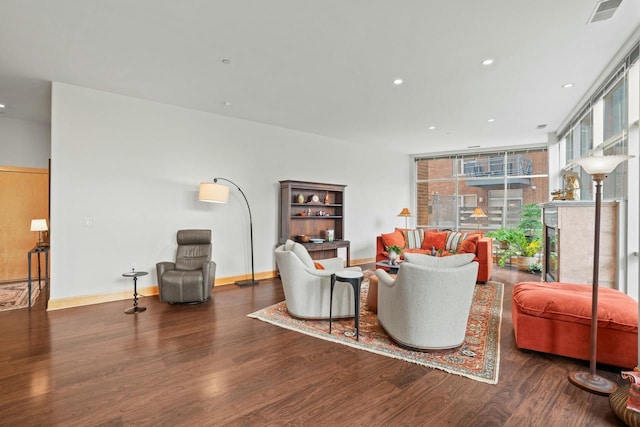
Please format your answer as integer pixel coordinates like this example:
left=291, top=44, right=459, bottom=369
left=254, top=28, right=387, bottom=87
left=568, top=149, right=632, bottom=395
left=199, top=178, right=258, bottom=287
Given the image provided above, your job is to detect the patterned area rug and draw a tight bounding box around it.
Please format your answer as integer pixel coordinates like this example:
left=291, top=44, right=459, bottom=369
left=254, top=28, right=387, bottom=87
left=249, top=274, right=504, bottom=384
left=0, top=282, right=40, bottom=311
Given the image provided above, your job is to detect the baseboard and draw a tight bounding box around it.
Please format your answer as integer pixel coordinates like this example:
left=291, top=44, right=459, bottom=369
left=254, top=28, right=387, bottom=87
left=47, top=271, right=279, bottom=310
left=46, top=260, right=374, bottom=311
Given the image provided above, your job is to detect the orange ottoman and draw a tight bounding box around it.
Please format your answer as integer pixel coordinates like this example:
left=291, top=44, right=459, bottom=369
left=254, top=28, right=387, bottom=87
left=512, top=282, right=638, bottom=369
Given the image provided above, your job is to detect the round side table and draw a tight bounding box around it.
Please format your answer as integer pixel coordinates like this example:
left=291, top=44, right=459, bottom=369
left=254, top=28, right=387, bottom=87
left=122, top=270, right=148, bottom=314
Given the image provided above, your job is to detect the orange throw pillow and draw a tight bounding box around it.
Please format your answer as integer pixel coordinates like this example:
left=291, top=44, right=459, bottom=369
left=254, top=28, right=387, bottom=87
left=421, top=231, right=448, bottom=251
left=460, top=234, right=479, bottom=254
left=313, top=262, right=325, bottom=270
left=381, top=229, right=405, bottom=249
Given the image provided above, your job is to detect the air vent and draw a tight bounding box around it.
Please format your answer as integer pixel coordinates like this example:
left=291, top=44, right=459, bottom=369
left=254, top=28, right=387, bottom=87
left=588, top=0, right=623, bottom=24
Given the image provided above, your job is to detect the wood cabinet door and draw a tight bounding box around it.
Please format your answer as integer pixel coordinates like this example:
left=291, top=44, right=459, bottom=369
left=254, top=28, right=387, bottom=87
left=0, top=166, right=49, bottom=282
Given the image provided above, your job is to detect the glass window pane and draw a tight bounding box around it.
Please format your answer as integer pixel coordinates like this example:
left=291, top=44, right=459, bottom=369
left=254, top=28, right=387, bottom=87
left=603, top=79, right=627, bottom=140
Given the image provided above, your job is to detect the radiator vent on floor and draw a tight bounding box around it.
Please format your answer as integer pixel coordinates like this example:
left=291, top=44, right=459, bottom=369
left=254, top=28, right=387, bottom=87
left=587, top=0, right=623, bottom=24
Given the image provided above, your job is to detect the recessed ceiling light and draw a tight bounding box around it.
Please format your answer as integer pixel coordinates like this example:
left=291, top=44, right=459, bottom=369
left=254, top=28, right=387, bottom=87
left=468, top=145, right=481, bottom=149
left=393, top=78, right=403, bottom=85
left=562, top=83, right=574, bottom=88
left=481, top=59, right=494, bottom=66
left=428, top=126, right=436, bottom=130
left=0, top=103, right=5, bottom=109
left=537, top=124, right=547, bottom=130
left=487, top=118, right=495, bottom=122
left=222, top=101, right=231, bottom=107
left=221, top=59, right=231, bottom=64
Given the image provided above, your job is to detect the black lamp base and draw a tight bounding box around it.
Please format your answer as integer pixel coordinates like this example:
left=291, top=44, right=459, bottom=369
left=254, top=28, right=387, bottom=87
left=124, top=306, right=147, bottom=314
left=568, top=371, right=618, bottom=396
left=236, top=279, right=259, bottom=287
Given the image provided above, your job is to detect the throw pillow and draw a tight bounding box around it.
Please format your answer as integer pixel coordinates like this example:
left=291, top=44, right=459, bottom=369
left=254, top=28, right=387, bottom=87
left=291, top=242, right=315, bottom=268
left=402, top=228, right=424, bottom=249
left=381, top=229, right=405, bottom=249
left=445, top=231, right=468, bottom=253
left=460, top=234, right=479, bottom=254
left=404, top=252, right=475, bottom=268
left=314, top=262, right=325, bottom=270
left=421, top=231, right=448, bottom=251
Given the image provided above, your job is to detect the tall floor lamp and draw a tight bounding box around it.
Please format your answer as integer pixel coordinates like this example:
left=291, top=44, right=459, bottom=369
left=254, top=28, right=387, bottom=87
left=470, top=207, right=487, bottom=231
left=397, top=208, right=412, bottom=229
left=568, top=150, right=632, bottom=395
left=199, top=178, right=258, bottom=287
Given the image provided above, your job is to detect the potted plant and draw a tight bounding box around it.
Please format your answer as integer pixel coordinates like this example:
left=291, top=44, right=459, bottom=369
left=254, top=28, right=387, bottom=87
left=514, top=235, right=542, bottom=271
left=386, top=245, right=402, bottom=265
left=487, top=228, right=521, bottom=267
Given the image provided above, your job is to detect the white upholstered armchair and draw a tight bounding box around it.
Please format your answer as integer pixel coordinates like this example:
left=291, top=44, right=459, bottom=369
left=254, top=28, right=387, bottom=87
left=375, top=253, right=479, bottom=350
left=274, top=240, right=362, bottom=319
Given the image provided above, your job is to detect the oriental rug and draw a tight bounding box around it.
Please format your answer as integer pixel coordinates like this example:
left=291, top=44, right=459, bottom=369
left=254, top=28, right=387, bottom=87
left=248, top=274, right=503, bottom=384
left=0, top=282, right=40, bottom=311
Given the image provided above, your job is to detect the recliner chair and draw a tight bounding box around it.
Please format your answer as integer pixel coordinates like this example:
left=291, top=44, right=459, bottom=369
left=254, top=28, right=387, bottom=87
left=156, top=229, right=216, bottom=303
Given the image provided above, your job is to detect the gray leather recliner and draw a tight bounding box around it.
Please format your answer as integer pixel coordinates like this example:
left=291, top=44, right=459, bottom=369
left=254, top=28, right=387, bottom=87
left=156, top=229, right=216, bottom=303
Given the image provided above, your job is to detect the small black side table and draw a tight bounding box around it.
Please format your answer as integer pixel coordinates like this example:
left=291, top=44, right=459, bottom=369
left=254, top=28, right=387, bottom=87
left=122, top=270, right=148, bottom=314
left=329, top=270, right=363, bottom=340
left=27, top=246, right=49, bottom=308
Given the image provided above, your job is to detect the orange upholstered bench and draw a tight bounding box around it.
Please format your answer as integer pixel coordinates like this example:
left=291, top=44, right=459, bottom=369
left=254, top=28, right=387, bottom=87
left=512, top=282, right=638, bottom=369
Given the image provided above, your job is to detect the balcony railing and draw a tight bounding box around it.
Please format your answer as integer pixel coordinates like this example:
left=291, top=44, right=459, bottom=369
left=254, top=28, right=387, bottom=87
left=463, top=155, right=532, bottom=178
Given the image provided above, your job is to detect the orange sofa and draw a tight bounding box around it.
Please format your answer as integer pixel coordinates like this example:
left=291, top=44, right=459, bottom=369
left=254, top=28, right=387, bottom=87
left=512, top=282, right=638, bottom=369
left=375, top=228, right=493, bottom=283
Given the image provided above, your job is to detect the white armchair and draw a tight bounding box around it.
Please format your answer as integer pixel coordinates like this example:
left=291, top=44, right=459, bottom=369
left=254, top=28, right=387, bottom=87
left=274, top=240, right=362, bottom=319
left=375, top=254, right=479, bottom=350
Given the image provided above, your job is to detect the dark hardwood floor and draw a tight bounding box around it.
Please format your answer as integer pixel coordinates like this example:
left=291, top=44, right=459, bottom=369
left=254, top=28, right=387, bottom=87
left=0, top=265, right=626, bottom=426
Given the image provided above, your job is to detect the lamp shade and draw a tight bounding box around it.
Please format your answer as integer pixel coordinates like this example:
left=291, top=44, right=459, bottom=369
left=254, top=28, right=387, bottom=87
left=470, top=208, right=487, bottom=218
left=30, top=219, right=48, bottom=232
left=571, top=150, right=633, bottom=175
left=397, top=208, right=412, bottom=217
left=199, top=182, right=229, bottom=203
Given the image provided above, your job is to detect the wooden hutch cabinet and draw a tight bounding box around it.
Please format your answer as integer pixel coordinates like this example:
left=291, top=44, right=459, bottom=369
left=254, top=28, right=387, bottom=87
left=279, top=180, right=350, bottom=265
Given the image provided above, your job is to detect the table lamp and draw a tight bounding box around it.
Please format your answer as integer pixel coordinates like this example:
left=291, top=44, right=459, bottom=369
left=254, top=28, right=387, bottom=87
left=30, top=219, right=48, bottom=247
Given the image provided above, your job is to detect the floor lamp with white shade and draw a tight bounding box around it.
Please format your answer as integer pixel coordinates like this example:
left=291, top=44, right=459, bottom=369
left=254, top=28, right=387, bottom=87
left=199, top=178, right=258, bottom=287
left=568, top=150, right=633, bottom=395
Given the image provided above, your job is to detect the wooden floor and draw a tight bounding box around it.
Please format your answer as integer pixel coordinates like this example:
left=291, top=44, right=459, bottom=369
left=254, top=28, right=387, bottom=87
left=0, top=265, right=627, bottom=426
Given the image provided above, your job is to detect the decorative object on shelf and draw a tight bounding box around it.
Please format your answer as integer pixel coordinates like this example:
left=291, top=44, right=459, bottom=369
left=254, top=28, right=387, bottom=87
left=296, top=194, right=304, bottom=204
left=567, top=150, right=633, bottom=396
left=562, top=171, right=582, bottom=200
left=310, top=194, right=320, bottom=203
left=326, top=229, right=335, bottom=242
left=297, top=234, right=310, bottom=243
left=397, top=208, right=412, bottom=229
left=324, top=191, right=329, bottom=204
left=470, top=207, right=487, bottom=231
left=386, top=245, right=402, bottom=265
left=199, top=177, right=258, bottom=287
left=30, top=219, right=49, bottom=247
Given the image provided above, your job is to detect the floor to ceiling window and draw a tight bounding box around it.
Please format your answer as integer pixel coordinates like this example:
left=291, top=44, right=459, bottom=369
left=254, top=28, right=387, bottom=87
left=415, top=149, right=548, bottom=232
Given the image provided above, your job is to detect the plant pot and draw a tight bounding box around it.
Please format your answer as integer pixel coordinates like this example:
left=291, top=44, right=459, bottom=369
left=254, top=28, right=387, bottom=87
left=517, top=256, right=538, bottom=271
left=388, top=251, right=399, bottom=265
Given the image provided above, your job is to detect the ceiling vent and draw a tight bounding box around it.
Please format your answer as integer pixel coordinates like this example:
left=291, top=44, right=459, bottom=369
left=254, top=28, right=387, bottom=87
left=588, top=0, right=623, bottom=24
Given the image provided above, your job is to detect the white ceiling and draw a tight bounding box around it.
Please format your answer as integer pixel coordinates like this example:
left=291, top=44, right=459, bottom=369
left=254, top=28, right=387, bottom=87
left=0, top=1, right=638, bottom=155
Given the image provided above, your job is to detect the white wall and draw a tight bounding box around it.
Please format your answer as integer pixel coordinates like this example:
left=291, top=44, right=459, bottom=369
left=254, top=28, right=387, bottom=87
left=0, top=116, right=50, bottom=168
left=50, top=82, right=410, bottom=300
